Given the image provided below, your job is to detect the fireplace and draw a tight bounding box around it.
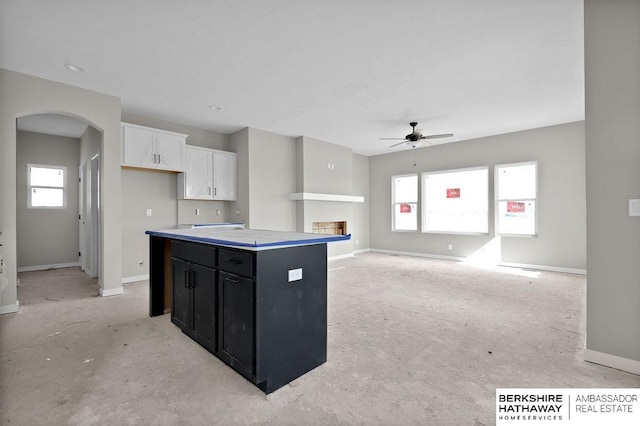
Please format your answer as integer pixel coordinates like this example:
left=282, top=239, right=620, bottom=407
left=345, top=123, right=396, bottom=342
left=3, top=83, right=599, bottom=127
left=312, top=221, right=347, bottom=236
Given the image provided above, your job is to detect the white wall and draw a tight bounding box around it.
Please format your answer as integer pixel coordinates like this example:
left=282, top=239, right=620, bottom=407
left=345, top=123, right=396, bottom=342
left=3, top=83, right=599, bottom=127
left=584, top=0, right=640, bottom=372
left=0, top=69, right=122, bottom=310
left=16, top=131, right=80, bottom=269
left=369, top=122, right=586, bottom=271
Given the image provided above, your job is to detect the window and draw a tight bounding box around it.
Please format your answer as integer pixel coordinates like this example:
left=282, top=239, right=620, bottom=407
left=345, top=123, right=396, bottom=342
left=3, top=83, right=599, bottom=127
left=495, top=161, right=537, bottom=236
left=422, top=167, right=488, bottom=234
left=392, top=174, right=418, bottom=231
left=28, top=164, right=66, bottom=208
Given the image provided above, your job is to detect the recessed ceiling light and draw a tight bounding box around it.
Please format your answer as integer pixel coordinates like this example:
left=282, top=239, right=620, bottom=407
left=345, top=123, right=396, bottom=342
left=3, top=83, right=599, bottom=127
left=209, top=105, right=222, bottom=111
left=64, top=63, right=86, bottom=72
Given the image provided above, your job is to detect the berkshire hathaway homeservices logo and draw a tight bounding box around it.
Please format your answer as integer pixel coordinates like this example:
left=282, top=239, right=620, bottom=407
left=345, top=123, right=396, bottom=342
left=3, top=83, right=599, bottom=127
left=496, top=388, right=640, bottom=425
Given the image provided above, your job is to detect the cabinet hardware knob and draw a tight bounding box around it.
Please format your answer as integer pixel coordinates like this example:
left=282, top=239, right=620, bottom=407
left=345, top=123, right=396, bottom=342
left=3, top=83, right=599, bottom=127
left=224, top=277, right=241, bottom=284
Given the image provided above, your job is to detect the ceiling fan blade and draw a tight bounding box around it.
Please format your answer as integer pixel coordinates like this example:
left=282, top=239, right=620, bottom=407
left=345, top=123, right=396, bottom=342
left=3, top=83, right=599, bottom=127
left=423, top=133, right=454, bottom=139
left=379, top=137, right=406, bottom=140
left=389, top=141, right=408, bottom=147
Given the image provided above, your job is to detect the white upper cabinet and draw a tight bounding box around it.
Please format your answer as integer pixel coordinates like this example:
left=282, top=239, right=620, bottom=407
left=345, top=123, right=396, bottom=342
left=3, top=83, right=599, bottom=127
left=121, top=122, right=187, bottom=172
left=179, top=146, right=212, bottom=199
left=178, top=146, right=237, bottom=201
left=213, top=150, right=237, bottom=201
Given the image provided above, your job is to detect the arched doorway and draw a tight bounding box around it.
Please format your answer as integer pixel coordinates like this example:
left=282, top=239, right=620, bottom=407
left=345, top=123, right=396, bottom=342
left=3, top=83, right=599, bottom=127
left=15, top=113, right=102, bottom=303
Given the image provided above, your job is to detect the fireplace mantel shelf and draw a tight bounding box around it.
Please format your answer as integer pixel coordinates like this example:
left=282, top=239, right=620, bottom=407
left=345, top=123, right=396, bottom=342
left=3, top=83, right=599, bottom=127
left=289, top=192, right=365, bottom=203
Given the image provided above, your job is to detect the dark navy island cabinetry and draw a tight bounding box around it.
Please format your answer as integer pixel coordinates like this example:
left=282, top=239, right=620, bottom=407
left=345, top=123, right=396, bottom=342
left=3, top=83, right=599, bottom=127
left=146, top=226, right=349, bottom=394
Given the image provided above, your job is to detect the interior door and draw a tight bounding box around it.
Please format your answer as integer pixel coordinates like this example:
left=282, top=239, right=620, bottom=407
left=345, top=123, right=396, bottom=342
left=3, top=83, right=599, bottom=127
left=79, top=164, right=86, bottom=271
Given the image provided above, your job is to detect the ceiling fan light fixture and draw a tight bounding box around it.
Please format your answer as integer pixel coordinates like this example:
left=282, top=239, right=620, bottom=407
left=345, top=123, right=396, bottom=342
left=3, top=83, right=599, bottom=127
left=208, top=104, right=222, bottom=111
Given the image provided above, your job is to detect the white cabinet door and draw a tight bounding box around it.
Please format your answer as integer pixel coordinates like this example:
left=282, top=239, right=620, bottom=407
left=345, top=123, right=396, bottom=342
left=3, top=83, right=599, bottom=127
left=213, top=151, right=237, bottom=201
left=155, top=132, right=185, bottom=171
left=122, top=123, right=187, bottom=171
left=184, top=146, right=212, bottom=199
left=122, top=125, right=155, bottom=168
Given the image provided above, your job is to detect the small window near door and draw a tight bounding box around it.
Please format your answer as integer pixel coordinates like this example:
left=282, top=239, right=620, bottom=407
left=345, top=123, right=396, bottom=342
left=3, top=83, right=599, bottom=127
left=28, top=164, right=66, bottom=208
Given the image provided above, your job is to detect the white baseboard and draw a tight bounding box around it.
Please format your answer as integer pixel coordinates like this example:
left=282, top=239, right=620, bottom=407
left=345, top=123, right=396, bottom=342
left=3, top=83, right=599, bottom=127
left=585, top=349, right=640, bottom=376
left=100, top=286, right=124, bottom=297
left=500, top=261, right=586, bottom=275
left=353, top=248, right=371, bottom=255
left=0, top=302, right=19, bottom=315
left=371, top=248, right=465, bottom=262
left=121, top=274, right=149, bottom=284
left=18, top=262, right=81, bottom=273
left=369, top=248, right=586, bottom=275
left=328, top=253, right=355, bottom=261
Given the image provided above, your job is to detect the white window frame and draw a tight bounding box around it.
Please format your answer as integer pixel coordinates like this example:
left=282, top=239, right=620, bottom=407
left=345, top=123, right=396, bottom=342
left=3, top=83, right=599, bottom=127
left=421, top=166, right=489, bottom=235
left=391, top=173, right=418, bottom=232
left=28, top=163, right=67, bottom=209
left=494, top=161, right=538, bottom=237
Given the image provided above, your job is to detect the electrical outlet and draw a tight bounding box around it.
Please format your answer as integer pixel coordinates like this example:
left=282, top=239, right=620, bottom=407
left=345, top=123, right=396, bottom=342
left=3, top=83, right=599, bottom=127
left=216, top=209, right=221, bottom=216
left=448, top=244, right=453, bottom=251
left=235, top=209, right=240, bottom=215
left=195, top=208, right=201, bottom=216
left=146, top=208, right=152, bottom=216
left=288, top=268, right=303, bottom=282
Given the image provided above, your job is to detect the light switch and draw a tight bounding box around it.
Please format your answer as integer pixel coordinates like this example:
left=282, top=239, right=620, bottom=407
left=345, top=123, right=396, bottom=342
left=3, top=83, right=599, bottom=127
left=146, top=208, right=152, bottom=216
left=629, top=199, right=640, bottom=216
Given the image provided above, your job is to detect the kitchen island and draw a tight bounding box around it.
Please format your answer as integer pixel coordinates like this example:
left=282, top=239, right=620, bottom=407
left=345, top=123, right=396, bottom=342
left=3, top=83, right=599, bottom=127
left=145, top=225, right=350, bottom=394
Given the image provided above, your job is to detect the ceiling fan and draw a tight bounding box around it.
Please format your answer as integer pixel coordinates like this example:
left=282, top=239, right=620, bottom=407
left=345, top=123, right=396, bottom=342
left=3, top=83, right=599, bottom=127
left=380, top=122, right=453, bottom=148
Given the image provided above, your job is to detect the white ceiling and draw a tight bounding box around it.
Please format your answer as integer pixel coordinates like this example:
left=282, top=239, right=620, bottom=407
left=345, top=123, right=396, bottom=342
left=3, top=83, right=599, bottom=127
left=0, top=0, right=584, bottom=156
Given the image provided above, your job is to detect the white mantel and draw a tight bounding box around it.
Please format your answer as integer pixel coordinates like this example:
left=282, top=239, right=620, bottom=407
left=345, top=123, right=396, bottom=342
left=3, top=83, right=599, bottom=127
left=289, top=192, right=365, bottom=203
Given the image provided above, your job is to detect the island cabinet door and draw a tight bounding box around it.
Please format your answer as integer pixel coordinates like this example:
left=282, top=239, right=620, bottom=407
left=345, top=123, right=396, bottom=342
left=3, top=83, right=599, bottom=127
left=219, top=271, right=254, bottom=379
left=171, top=258, right=191, bottom=332
left=191, top=263, right=217, bottom=353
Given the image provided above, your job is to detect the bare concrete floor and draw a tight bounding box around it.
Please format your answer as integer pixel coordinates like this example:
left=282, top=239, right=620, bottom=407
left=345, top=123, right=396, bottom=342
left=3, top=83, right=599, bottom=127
left=1, top=253, right=638, bottom=425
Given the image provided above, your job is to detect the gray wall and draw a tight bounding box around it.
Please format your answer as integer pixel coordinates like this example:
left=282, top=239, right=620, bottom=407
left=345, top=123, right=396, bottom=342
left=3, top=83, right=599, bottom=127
left=120, top=112, right=230, bottom=279
left=369, top=121, right=586, bottom=271
left=247, top=128, right=296, bottom=231
left=16, top=131, right=80, bottom=268
left=229, top=128, right=250, bottom=225
left=228, top=127, right=297, bottom=231
left=352, top=154, right=370, bottom=251
left=585, top=0, right=640, bottom=367
left=1, top=68, right=122, bottom=308
left=296, top=136, right=357, bottom=257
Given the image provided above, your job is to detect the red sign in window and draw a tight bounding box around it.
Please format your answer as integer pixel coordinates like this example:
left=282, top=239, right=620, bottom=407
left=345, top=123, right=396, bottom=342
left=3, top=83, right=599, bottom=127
left=446, top=188, right=461, bottom=198
left=507, top=201, right=526, bottom=213
left=400, top=204, right=412, bottom=213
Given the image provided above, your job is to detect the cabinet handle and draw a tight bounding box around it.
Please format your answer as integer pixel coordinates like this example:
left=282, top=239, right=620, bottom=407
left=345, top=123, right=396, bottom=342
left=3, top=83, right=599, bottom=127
left=189, top=270, right=195, bottom=288
left=214, top=187, right=217, bottom=197
left=225, top=259, right=242, bottom=265
left=208, top=187, right=211, bottom=196
left=224, top=277, right=241, bottom=284
left=184, top=270, right=189, bottom=288
left=153, top=153, right=157, bottom=163
left=157, top=154, right=161, bottom=164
